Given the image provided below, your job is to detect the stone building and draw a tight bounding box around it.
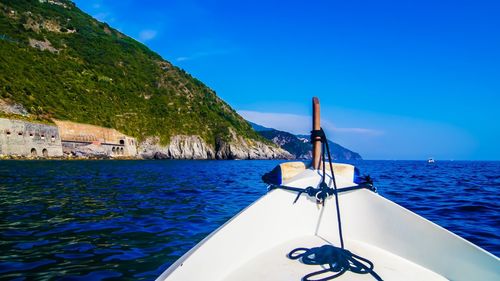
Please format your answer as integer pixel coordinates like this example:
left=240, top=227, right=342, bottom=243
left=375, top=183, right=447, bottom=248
left=54, top=120, right=137, bottom=157
left=0, top=118, right=63, bottom=157
left=0, top=117, right=138, bottom=158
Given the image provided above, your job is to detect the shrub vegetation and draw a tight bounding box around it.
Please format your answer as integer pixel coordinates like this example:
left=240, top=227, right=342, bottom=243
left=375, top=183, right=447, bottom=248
left=0, top=0, right=267, bottom=146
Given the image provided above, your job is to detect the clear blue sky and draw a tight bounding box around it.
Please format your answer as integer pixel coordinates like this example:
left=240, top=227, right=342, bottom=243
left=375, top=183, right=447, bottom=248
left=74, top=0, right=499, bottom=160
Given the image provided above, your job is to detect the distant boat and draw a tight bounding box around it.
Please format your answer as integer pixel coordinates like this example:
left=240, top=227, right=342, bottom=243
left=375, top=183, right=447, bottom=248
left=428, top=158, right=435, bottom=163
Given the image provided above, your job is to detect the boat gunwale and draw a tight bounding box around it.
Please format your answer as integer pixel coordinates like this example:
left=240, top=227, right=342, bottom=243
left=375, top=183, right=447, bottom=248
left=157, top=168, right=500, bottom=281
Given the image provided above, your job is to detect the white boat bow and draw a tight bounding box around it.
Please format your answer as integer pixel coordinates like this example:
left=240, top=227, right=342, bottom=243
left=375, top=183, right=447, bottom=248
left=157, top=98, right=499, bottom=281
left=157, top=165, right=499, bottom=281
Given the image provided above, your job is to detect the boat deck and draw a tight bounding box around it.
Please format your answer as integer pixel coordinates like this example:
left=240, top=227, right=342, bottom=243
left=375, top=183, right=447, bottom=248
left=159, top=168, right=499, bottom=281
left=222, top=235, right=448, bottom=281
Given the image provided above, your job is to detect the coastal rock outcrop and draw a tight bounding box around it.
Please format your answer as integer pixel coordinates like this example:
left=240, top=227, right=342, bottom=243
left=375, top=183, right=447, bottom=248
left=66, top=143, right=109, bottom=159
left=248, top=122, right=362, bottom=161
left=0, top=99, right=29, bottom=116
left=139, top=136, right=215, bottom=159
left=139, top=134, right=293, bottom=160
left=215, top=134, right=293, bottom=160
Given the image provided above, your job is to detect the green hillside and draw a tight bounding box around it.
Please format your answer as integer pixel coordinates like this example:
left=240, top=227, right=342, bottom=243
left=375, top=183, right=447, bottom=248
left=0, top=0, right=265, bottom=145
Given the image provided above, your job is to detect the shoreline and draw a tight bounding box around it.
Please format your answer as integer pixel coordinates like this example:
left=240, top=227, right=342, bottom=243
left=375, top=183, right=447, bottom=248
left=0, top=155, right=294, bottom=161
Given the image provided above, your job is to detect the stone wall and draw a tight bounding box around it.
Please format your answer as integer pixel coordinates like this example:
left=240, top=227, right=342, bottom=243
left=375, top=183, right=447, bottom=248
left=122, top=136, right=137, bottom=156
left=54, top=120, right=137, bottom=157
left=62, top=140, right=134, bottom=158
left=0, top=118, right=63, bottom=157
left=55, top=120, right=126, bottom=143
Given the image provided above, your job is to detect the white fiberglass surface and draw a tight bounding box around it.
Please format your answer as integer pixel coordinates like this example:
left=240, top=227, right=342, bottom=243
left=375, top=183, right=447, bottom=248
left=158, top=168, right=500, bottom=281
left=222, top=235, right=447, bottom=281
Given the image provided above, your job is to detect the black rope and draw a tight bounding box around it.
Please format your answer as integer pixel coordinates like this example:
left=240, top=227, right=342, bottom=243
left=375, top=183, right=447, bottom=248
left=323, top=130, right=344, bottom=248
left=273, top=128, right=383, bottom=281
left=288, top=245, right=383, bottom=281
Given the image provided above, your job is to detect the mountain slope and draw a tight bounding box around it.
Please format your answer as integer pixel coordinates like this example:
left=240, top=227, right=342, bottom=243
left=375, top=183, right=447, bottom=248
left=0, top=0, right=289, bottom=159
left=249, top=121, right=362, bottom=160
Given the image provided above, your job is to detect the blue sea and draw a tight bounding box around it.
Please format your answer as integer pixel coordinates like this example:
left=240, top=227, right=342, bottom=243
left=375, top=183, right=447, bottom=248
left=0, top=160, right=499, bottom=280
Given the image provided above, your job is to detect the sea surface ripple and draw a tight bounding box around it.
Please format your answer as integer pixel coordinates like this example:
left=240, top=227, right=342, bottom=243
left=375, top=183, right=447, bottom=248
left=0, top=160, right=498, bottom=280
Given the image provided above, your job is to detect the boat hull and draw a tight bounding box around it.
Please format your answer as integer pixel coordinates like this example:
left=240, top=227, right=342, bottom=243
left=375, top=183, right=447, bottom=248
left=157, top=168, right=500, bottom=281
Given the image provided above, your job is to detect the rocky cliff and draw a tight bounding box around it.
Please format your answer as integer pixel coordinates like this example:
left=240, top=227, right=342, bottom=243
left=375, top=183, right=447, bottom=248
left=0, top=0, right=286, bottom=159
left=139, top=131, right=293, bottom=160
left=214, top=129, right=293, bottom=160
left=249, top=122, right=362, bottom=161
